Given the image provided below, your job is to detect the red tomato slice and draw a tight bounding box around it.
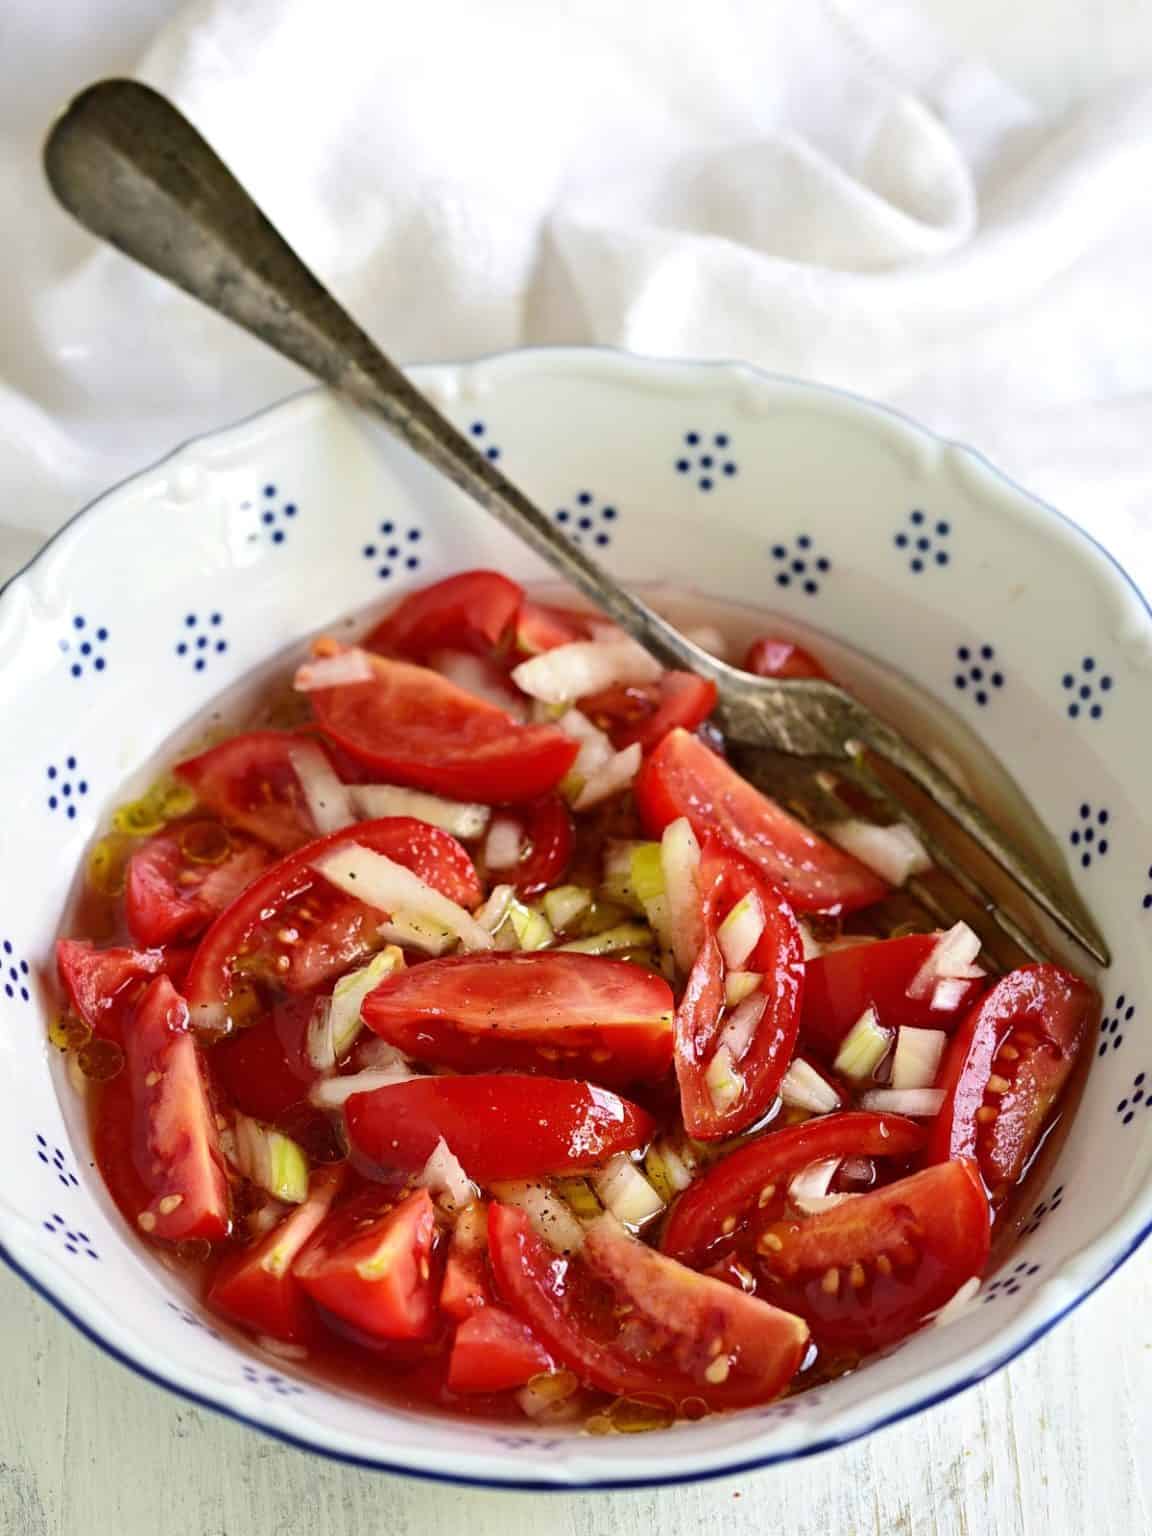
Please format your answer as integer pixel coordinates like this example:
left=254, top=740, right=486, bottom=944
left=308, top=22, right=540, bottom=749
left=752, top=1160, right=990, bottom=1350
left=489, top=796, right=573, bottom=897
left=636, top=729, right=888, bottom=915
left=674, top=840, right=805, bottom=1138
left=184, top=818, right=481, bottom=1027
left=489, top=1205, right=809, bottom=1408
left=441, top=1204, right=494, bottom=1321
left=514, top=601, right=590, bottom=656
left=447, top=1307, right=554, bottom=1394
left=364, top=571, right=523, bottom=660
left=125, top=822, right=270, bottom=948
left=361, top=952, right=674, bottom=1084
left=927, top=965, right=1097, bottom=1199
left=661, top=1111, right=926, bottom=1269
left=175, top=731, right=341, bottom=853
left=207, top=1165, right=346, bottom=1341
left=294, top=1187, right=440, bottom=1341
left=123, top=976, right=230, bottom=1242
left=56, top=938, right=166, bottom=1043
left=581, top=673, right=718, bottom=753
left=800, top=934, right=987, bottom=1058
left=742, top=638, right=828, bottom=681
left=209, top=995, right=317, bottom=1122
left=344, top=1075, right=656, bottom=1182
left=310, top=654, right=577, bottom=803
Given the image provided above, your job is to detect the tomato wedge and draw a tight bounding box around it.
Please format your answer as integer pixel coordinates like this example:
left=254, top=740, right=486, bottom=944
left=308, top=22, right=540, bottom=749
left=175, top=731, right=339, bottom=853
left=661, top=1112, right=926, bottom=1269
left=447, top=1308, right=554, bottom=1394
left=125, top=822, right=270, bottom=948
left=581, top=673, right=718, bottom=753
left=295, top=1187, right=440, bottom=1341
left=742, top=638, right=828, bottom=681
left=927, top=965, right=1097, bottom=1199
left=207, top=1165, right=346, bottom=1341
left=489, top=1206, right=809, bottom=1408
left=122, top=975, right=230, bottom=1242
left=56, top=938, right=166, bottom=1043
left=184, top=818, right=480, bottom=1027
left=514, top=601, right=590, bottom=656
left=636, top=729, right=888, bottom=914
left=361, top=952, right=674, bottom=1084
left=752, top=1160, right=990, bottom=1351
left=440, top=1204, right=494, bottom=1321
left=363, top=571, right=523, bottom=660
left=209, top=995, right=317, bottom=1122
left=674, top=840, right=805, bottom=1138
left=345, top=1075, right=656, bottom=1181
left=800, top=934, right=987, bottom=1058
left=487, top=796, right=574, bottom=897
left=310, top=654, right=577, bottom=804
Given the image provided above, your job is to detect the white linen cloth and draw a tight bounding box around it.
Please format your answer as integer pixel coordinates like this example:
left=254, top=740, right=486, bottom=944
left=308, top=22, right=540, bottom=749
left=2, top=0, right=1151, bottom=588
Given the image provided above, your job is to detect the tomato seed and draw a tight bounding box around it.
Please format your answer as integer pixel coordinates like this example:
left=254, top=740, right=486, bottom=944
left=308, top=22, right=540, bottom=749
left=757, top=1184, right=777, bottom=1207
left=704, top=1356, right=731, bottom=1384
left=875, top=1254, right=893, bottom=1277
left=158, top=1195, right=184, bottom=1216
left=849, top=1262, right=867, bottom=1289
left=758, top=1232, right=784, bottom=1254
left=137, top=1211, right=157, bottom=1232
left=821, top=1268, right=840, bottom=1295
left=976, top=1106, right=997, bottom=1124
left=986, top=1075, right=1010, bottom=1094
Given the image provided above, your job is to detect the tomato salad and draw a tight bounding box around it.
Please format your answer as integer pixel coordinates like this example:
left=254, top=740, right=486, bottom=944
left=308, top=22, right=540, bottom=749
left=52, top=570, right=1099, bottom=1432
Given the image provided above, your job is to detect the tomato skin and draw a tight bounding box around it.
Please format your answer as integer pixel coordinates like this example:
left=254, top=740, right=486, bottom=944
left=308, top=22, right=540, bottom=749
left=447, top=1308, right=553, bottom=1394
left=311, top=654, right=578, bottom=803
left=489, top=1205, right=809, bottom=1408
left=636, top=729, right=888, bottom=915
left=125, top=823, right=270, bottom=948
left=207, top=1165, right=346, bottom=1342
left=661, top=1112, right=926, bottom=1269
left=927, top=965, right=1097, bottom=1194
left=499, top=796, right=574, bottom=898
left=800, top=934, right=987, bottom=1058
left=674, top=840, right=805, bottom=1139
left=345, top=1075, right=656, bottom=1182
left=364, top=571, right=523, bottom=660
left=742, top=638, right=828, bottom=681
left=56, top=939, right=166, bottom=1043
left=294, top=1187, right=440, bottom=1342
left=123, top=976, right=230, bottom=1242
left=209, top=995, right=317, bottom=1122
left=175, top=731, right=336, bottom=853
left=514, top=601, right=590, bottom=656
left=441, top=1208, right=494, bottom=1321
left=581, top=673, right=718, bottom=753
left=752, top=1159, right=991, bottom=1351
left=183, top=817, right=480, bottom=1025
left=361, top=952, right=674, bottom=1084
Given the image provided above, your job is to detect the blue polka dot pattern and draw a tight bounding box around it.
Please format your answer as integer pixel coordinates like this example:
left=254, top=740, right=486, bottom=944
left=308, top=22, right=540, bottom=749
left=1020, top=1185, right=1064, bottom=1238
left=35, top=1134, right=79, bottom=1190
left=166, top=1300, right=222, bottom=1340
left=0, top=937, right=31, bottom=1004
left=362, top=520, right=424, bottom=581
left=243, top=482, right=299, bottom=547
left=674, top=431, right=738, bottom=492
left=894, top=509, right=951, bottom=573
left=1068, top=801, right=1111, bottom=870
left=41, top=1211, right=98, bottom=1261
left=768, top=533, right=831, bottom=596
left=953, top=643, right=1004, bottom=707
left=468, top=421, right=502, bottom=463
left=1098, top=992, right=1134, bottom=1057
left=241, top=1363, right=305, bottom=1397
left=982, top=1260, right=1042, bottom=1302
left=175, top=612, right=228, bottom=673
left=1116, top=1072, right=1151, bottom=1126
left=1060, top=656, right=1113, bottom=721
left=554, top=490, right=619, bottom=548
left=45, top=757, right=88, bottom=822
left=59, top=615, right=110, bottom=679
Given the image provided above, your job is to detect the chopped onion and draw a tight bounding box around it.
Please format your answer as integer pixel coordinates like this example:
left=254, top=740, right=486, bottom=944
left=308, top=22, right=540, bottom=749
left=512, top=638, right=661, bottom=704
left=558, top=921, right=654, bottom=956
left=306, top=997, right=337, bottom=1074
left=906, top=921, right=982, bottom=1000
left=350, top=784, right=489, bottom=840
left=825, top=819, right=932, bottom=887
left=312, top=843, right=493, bottom=951
left=288, top=741, right=354, bottom=835
left=705, top=1045, right=744, bottom=1113
left=557, top=709, right=615, bottom=780
left=781, top=1059, right=841, bottom=1115
left=643, top=1137, right=698, bottom=1201
left=717, top=890, right=765, bottom=970
left=684, top=624, right=729, bottom=660
left=833, top=1007, right=892, bottom=1081
left=724, top=969, right=762, bottom=1007
left=542, top=885, right=593, bottom=930
left=789, top=1158, right=856, bottom=1215
left=931, top=1276, right=983, bottom=1327
left=503, top=899, right=554, bottom=952
left=719, top=993, right=767, bottom=1060
left=859, top=1087, right=946, bottom=1116
left=377, top=913, right=458, bottom=955
left=431, top=649, right=527, bottom=718
left=516, top=1371, right=581, bottom=1422
left=661, top=817, right=703, bottom=972
left=309, top=1064, right=416, bottom=1109
left=355, top=1036, right=410, bottom=1072
left=489, top=1180, right=585, bottom=1254
left=232, top=1115, right=309, bottom=1204
left=327, top=954, right=408, bottom=1053
left=573, top=742, right=642, bottom=810
left=474, top=883, right=515, bottom=933
left=796, top=921, right=823, bottom=960
left=931, top=977, right=973, bottom=1012
left=293, top=648, right=375, bottom=691
left=592, top=1155, right=665, bottom=1228
left=418, top=1137, right=477, bottom=1213
left=485, top=816, right=524, bottom=870
left=891, top=1027, right=947, bottom=1091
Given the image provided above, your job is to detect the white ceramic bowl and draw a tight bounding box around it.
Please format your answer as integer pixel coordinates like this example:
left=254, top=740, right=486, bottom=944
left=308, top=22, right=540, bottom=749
left=1, top=350, right=1149, bottom=1491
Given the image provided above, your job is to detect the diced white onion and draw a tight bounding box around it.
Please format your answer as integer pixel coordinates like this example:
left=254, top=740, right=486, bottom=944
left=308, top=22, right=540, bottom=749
left=557, top=710, right=615, bottom=780
left=931, top=1276, right=983, bottom=1327
left=431, top=650, right=527, bottom=718
left=906, top=921, right=982, bottom=1000
left=645, top=1137, right=697, bottom=1197
left=717, top=890, right=765, bottom=970
left=485, top=816, right=524, bottom=870
left=891, top=1027, right=948, bottom=1090
left=377, top=914, right=458, bottom=955
left=789, top=1157, right=857, bottom=1215
left=489, top=1180, right=586, bottom=1254
left=724, top=969, right=762, bottom=1007
left=825, top=819, right=932, bottom=887
left=661, top=817, right=703, bottom=972
left=796, top=921, right=823, bottom=960
left=474, top=883, right=515, bottom=933
left=684, top=624, right=729, bottom=660
left=558, top=921, right=653, bottom=956
left=592, top=1155, right=665, bottom=1228
left=780, top=1059, right=841, bottom=1115
left=326, top=947, right=404, bottom=1063
left=312, top=843, right=494, bottom=951
left=573, top=742, right=642, bottom=810
left=511, top=639, right=661, bottom=704
left=858, top=1087, right=946, bottom=1116
left=833, top=1007, right=892, bottom=1081
left=306, top=997, right=337, bottom=1074
left=705, top=1045, right=744, bottom=1113
left=418, top=1137, right=477, bottom=1213
left=293, top=649, right=375, bottom=691
left=931, top=977, right=974, bottom=1012
left=542, top=885, right=593, bottom=930
left=350, top=784, right=490, bottom=840
left=719, top=993, right=767, bottom=1060
left=288, top=741, right=354, bottom=835
left=309, top=1064, right=416, bottom=1109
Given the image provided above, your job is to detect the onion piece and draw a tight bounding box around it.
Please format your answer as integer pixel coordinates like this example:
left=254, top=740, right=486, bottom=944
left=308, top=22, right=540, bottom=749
left=661, top=817, right=703, bottom=972
left=512, top=638, right=661, bottom=704
left=796, top=921, right=823, bottom=960
left=309, top=1064, right=416, bottom=1110
left=825, top=820, right=932, bottom=887
left=557, top=710, right=615, bottom=780
left=719, top=993, right=767, bottom=1060
left=683, top=624, right=729, bottom=660
left=931, top=977, right=973, bottom=1012
left=431, top=649, right=527, bottom=718
left=789, top=1157, right=857, bottom=1215
left=858, top=1087, right=945, bottom=1116
left=489, top=1180, right=586, bottom=1254
left=306, top=997, right=337, bottom=1075
left=891, top=1026, right=947, bottom=1090
left=418, top=1138, right=477, bottom=1213
left=906, top=921, right=982, bottom=1000
left=293, top=649, right=375, bottom=691
left=724, top=969, right=762, bottom=1007
left=516, top=1371, right=581, bottom=1422
left=643, top=1137, right=698, bottom=1201
left=232, top=1115, right=309, bottom=1204
left=377, top=914, right=458, bottom=955
left=780, top=1059, right=841, bottom=1115
left=485, top=816, right=524, bottom=870
left=717, top=890, right=765, bottom=970
left=930, top=1276, right=983, bottom=1327
left=573, top=742, right=642, bottom=810
left=312, top=843, right=494, bottom=951
left=349, top=784, right=489, bottom=840
left=542, top=885, right=593, bottom=930
left=558, top=921, right=653, bottom=956
left=474, top=883, right=515, bottom=933
left=705, top=1045, right=744, bottom=1113
left=592, top=1155, right=665, bottom=1228
left=288, top=741, right=354, bottom=835
left=833, top=1007, right=892, bottom=1081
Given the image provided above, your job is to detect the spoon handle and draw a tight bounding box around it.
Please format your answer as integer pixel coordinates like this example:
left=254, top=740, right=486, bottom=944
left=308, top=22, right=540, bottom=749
left=44, top=79, right=724, bottom=679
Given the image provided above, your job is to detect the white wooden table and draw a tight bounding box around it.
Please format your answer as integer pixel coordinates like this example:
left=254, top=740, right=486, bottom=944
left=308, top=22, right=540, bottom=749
left=3, top=4, right=1151, bottom=1532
